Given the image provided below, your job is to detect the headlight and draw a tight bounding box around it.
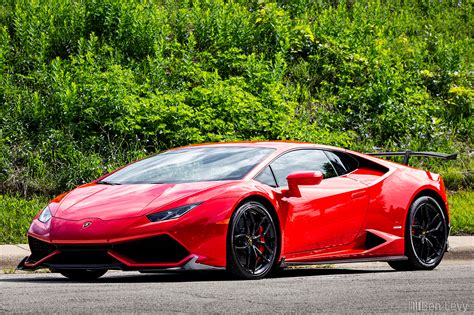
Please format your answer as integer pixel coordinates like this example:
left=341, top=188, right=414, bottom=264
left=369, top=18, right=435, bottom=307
left=147, top=202, right=202, bottom=222
left=38, top=206, right=52, bottom=223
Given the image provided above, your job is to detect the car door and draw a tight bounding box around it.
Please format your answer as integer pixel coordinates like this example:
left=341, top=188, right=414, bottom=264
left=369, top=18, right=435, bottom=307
left=269, top=149, right=369, bottom=253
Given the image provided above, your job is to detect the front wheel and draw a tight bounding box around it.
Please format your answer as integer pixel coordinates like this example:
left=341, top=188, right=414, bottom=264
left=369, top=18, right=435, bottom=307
left=58, top=269, right=107, bottom=281
left=389, top=196, right=448, bottom=271
left=227, top=201, right=279, bottom=279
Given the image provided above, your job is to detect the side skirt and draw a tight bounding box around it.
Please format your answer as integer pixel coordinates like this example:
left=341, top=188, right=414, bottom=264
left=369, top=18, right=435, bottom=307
left=281, top=255, right=408, bottom=268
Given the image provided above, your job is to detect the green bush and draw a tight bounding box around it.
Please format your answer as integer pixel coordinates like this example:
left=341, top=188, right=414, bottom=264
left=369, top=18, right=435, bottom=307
left=0, top=0, right=472, bottom=198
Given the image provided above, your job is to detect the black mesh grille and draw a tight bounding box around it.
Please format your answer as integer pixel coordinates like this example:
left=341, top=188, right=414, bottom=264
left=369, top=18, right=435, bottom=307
left=28, top=236, right=57, bottom=263
left=112, top=235, right=189, bottom=263
left=47, top=248, right=118, bottom=265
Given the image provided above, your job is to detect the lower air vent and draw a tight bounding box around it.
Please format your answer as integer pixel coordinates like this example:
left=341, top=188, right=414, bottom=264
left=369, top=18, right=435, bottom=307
left=112, top=235, right=190, bottom=264
left=47, top=248, right=118, bottom=265
left=28, top=236, right=57, bottom=263
left=364, top=231, right=386, bottom=249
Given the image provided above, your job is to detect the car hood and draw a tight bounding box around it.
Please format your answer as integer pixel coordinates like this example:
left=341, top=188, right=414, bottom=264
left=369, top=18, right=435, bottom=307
left=53, top=181, right=230, bottom=221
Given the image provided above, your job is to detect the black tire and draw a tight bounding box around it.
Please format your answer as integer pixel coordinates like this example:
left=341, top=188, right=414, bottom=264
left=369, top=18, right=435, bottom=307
left=58, top=269, right=107, bottom=281
left=388, top=196, right=448, bottom=271
left=227, top=201, right=279, bottom=279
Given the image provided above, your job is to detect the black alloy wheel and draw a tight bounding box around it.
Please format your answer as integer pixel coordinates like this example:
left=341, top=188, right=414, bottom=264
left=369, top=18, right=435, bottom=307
left=227, top=201, right=278, bottom=279
left=58, top=269, right=107, bottom=281
left=389, top=196, right=448, bottom=271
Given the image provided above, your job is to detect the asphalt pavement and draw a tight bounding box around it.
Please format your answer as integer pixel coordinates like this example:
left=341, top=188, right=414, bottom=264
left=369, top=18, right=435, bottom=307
left=0, top=260, right=472, bottom=313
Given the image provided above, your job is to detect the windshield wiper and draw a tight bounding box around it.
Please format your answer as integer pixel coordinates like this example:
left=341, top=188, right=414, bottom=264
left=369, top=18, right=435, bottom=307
left=96, top=180, right=122, bottom=185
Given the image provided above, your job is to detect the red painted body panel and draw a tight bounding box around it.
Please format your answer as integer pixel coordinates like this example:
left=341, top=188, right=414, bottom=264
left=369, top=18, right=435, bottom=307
left=24, top=141, right=449, bottom=271
left=282, top=176, right=368, bottom=252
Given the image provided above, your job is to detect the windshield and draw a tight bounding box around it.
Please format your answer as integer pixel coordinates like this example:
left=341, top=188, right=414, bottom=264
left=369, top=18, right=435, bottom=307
left=100, top=146, right=274, bottom=184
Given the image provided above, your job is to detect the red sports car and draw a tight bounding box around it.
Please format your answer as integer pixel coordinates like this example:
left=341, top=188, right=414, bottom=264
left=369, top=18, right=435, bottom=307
left=18, top=141, right=453, bottom=280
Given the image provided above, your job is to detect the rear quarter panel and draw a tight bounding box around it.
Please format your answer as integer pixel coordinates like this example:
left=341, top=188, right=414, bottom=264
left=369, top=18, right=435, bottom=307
left=363, top=166, right=448, bottom=239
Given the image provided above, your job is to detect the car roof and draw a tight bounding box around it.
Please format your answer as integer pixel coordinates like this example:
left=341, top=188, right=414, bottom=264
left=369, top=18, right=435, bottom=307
left=178, top=140, right=403, bottom=174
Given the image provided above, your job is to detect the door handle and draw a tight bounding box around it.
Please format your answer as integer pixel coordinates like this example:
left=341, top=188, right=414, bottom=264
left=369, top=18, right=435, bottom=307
left=351, top=191, right=366, bottom=199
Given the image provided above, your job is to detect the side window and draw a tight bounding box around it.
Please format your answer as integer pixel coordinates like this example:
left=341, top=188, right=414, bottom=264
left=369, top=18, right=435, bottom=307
left=325, top=151, right=359, bottom=175
left=254, top=166, right=277, bottom=187
left=270, top=150, right=337, bottom=187
left=324, top=151, right=347, bottom=175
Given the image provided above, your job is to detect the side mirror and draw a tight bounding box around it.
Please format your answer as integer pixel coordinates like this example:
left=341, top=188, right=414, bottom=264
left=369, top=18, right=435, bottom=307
left=286, top=171, right=323, bottom=197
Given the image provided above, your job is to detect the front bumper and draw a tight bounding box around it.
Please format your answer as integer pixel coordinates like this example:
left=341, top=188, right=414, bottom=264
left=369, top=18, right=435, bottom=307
left=22, top=198, right=236, bottom=270
left=17, top=234, right=224, bottom=272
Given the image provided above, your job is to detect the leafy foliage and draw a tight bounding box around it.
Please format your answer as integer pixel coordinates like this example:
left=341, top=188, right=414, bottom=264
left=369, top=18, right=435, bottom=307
left=0, top=0, right=472, bottom=197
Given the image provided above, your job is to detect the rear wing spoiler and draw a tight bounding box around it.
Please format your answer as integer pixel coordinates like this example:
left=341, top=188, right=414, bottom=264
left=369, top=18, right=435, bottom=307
left=366, top=150, right=457, bottom=165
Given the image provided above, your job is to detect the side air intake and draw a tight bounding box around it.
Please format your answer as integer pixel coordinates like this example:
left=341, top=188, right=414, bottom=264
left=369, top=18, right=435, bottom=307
left=364, top=231, right=386, bottom=249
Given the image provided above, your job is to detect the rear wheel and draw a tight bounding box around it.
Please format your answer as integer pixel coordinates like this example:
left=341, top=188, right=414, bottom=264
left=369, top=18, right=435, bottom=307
left=227, top=201, right=279, bottom=279
left=389, top=196, right=448, bottom=271
left=58, top=269, right=107, bottom=281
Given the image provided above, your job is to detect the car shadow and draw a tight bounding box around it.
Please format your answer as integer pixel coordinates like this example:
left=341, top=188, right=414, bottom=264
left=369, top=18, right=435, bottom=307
left=1, top=267, right=396, bottom=284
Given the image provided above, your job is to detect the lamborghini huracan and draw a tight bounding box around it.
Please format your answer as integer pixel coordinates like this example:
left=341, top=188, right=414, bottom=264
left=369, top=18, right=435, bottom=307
left=18, top=142, right=454, bottom=280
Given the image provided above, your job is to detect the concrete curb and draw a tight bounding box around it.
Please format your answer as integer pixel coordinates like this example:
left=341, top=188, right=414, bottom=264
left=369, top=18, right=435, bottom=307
left=1, top=236, right=472, bottom=270
left=0, top=244, right=31, bottom=270
left=445, top=235, right=474, bottom=261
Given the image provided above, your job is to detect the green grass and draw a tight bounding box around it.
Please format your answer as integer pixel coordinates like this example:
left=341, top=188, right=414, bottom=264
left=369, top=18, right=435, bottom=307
left=287, top=264, right=334, bottom=269
left=1, top=268, right=51, bottom=274
left=1, top=190, right=471, bottom=245
left=448, top=190, right=474, bottom=235
left=0, top=195, right=48, bottom=245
